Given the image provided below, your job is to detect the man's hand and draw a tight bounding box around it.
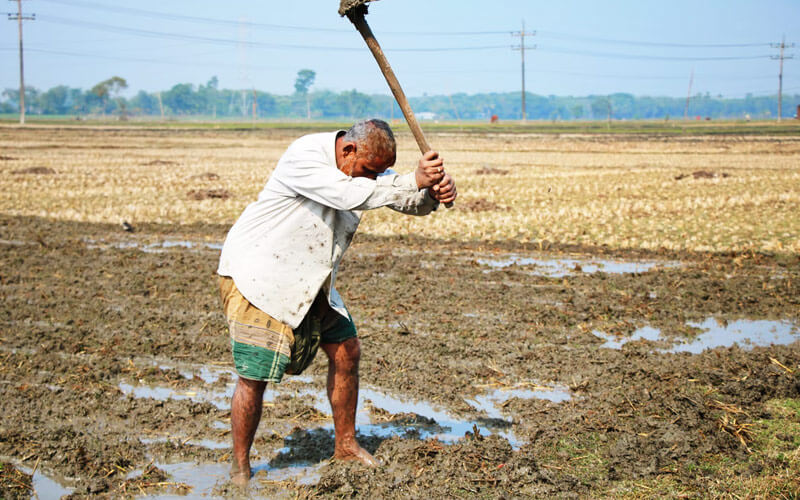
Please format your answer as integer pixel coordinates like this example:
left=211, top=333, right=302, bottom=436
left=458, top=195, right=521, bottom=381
left=429, top=172, right=457, bottom=204
left=415, top=150, right=445, bottom=189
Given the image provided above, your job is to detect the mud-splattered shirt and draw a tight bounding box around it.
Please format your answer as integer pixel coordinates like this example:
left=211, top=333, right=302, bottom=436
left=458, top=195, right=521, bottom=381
left=217, top=131, right=437, bottom=328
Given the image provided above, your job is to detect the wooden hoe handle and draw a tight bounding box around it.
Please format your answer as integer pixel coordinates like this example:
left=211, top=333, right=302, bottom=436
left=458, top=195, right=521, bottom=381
left=350, top=13, right=454, bottom=208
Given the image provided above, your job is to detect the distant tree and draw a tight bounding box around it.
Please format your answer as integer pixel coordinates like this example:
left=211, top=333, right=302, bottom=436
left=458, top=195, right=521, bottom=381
left=2, top=88, right=20, bottom=111
left=590, top=97, right=612, bottom=122
left=339, top=89, right=372, bottom=119
left=294, top=69, right=316, bottom=119
left=129, top=90, right=160, bottom=116
left=294, top=69, right=316, bottom=95
left=254, top=91, right=276, bottom=117
left=608, top=93, right=635, bottom=119
left=3, top=82, right=796, bottom=121
left=39, top=85, right=71, bottom=114
left=2, top=87, right=40, bottom=113
left=198, top=76, right=222, bottom=117
left=90, top=76, right=128, bottom=115
left=162, top=83, right=203, bottom=115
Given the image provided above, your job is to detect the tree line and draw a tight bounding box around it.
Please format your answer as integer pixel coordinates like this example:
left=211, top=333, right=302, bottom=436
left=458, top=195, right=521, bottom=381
left=2, top=73, right=797, bottom=121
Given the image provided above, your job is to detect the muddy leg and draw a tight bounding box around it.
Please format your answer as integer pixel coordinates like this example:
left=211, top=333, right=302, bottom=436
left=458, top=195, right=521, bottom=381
left=231, top=376, right=267, bottom=484
left=321, top=338, right=378, bottom=467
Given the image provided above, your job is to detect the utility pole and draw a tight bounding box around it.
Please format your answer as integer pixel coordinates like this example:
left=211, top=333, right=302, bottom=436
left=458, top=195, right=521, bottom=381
left=684, top=68, right=694, bottom=121
left=771, top=35, right=795, bottom=122
left=512, top=21, right=535, bottom=122
left=252, top=88, right=257, bottom=125
left=7, top=0, right=35, bottom=124
left=156, top=92, right=164, bottom=120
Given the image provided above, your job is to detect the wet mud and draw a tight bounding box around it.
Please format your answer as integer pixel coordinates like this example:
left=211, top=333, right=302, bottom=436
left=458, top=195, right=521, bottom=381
left=0, top=214, right=798, bottom=498
left=0, top=462, right=32, bottom=499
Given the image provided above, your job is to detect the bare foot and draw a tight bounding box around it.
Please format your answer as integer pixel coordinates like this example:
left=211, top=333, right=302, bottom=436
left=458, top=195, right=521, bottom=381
left=334, top=444, right=380, bottom=467
left=230, top=462, right=251, bottom=486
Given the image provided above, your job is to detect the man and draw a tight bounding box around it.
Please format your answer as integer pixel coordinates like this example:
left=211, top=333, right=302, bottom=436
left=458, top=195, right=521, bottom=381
left=217, top=119, right=456, bottom=484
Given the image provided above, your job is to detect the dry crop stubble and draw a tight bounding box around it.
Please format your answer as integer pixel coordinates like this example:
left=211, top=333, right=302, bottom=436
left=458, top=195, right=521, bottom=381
left=0, top=126, right=798, bottom=253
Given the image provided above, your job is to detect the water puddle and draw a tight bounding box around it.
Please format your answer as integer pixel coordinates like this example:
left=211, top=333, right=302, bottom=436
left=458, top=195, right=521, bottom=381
left=139, top=437, right=230, bottom=450
left=17, top=361, right=571, bottom=498
left=594, top=318, right=800, bottom=354
left=113, top=361, right=573, bottom=496
left=83, top=238, right=223, bottom=253
left=118, top=379, right=533, bottom=447
left=119, top=382, right=232, bottom=410
left=468, top=384, right=572, bottom=420
left=673, top=318, right=800, bottom=354
left=477, top=254, right=679, bottom=277
left=0, top=238, right=30, bottom=247
left=120, top=362, right=573, bottom=450
left=594, top=326, right=662, bottom=350
left=357, top=387, right=521, bottom=445
left=130, top=461, right=321, bottom=499
left=2, top=461, right=74, bottom=499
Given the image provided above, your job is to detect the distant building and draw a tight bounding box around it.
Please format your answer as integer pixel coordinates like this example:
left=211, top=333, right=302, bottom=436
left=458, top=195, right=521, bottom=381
left=417, top=112, right=436, bottom=121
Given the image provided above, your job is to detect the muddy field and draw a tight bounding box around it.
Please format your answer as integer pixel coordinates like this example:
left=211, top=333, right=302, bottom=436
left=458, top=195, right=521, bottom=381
left=1, top=125, right=799, bottom=498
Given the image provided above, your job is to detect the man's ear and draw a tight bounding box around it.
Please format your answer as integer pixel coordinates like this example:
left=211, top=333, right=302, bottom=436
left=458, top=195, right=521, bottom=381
left=342, top=142, right=357, bottom=157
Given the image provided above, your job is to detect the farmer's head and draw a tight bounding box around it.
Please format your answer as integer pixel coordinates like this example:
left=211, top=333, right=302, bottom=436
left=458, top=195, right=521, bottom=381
left=336, top=119, right=396, bottom=179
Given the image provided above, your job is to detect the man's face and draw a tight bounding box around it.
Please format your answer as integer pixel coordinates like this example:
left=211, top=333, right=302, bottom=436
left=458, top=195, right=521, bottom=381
left=336, top=136, right=395, bottom=180
left=344, top=152, right=394, bottom=180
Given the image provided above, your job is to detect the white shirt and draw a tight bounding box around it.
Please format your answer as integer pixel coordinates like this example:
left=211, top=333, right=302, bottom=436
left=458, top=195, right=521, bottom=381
left=217, top=131, right=437, bottom=328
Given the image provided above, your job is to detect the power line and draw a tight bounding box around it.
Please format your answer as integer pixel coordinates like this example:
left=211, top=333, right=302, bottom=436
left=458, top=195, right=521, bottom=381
left=536, top=29, right=772, bottom=48
left=37, top=0, right=509, bottom=36
left=35, top=0, right=783, bottom=48
left=29, top=13, right=783, bottom=60
left=0, top=46, right=295, bottom=72
left=36, top=15, right=508, bottom=52
left=539, top=46, right=774, bottom=61
left=37, top=15, right=779, bottom=61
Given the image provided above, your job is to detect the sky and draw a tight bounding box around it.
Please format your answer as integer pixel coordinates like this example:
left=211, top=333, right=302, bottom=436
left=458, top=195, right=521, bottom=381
left=1, top=0, right=798, bottom=99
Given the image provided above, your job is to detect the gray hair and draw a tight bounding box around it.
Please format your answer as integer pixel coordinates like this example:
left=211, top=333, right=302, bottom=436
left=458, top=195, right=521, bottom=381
left=343, top=119, right=396, bottom=163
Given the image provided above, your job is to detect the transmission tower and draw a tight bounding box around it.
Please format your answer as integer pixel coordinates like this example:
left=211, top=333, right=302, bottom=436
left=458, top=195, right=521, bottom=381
left=771, top=35, right=795, bottom=122
left=511, top=21, right=535, bottom=122
left=7, top=0, right=35, bottom=124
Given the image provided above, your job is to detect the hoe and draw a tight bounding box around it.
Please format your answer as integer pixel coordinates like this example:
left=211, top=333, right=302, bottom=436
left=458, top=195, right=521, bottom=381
left=339, top=0, right=454, bottom=207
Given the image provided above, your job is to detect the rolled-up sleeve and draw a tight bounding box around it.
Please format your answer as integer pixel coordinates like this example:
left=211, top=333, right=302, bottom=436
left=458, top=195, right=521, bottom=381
left=376, top=171, right=439, bottom=215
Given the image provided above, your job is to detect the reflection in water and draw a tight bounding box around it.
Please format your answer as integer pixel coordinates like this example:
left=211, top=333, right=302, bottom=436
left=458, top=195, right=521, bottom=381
left=594, top=326, right=662, bottom=350
left=14, top=463, right=74, bottom=499
left=594, top=318, right=799, bottom=353
left=83, top=238, right=223, bottom=253
left=477, top=254, right=680, bottom=277
left=673, top=318, right=800, bottom=354
left=118, top=365, right=575, bottom=452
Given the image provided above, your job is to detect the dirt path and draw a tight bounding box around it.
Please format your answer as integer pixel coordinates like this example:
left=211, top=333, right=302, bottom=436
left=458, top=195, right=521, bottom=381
left=1, top=214, right=798, bottom=498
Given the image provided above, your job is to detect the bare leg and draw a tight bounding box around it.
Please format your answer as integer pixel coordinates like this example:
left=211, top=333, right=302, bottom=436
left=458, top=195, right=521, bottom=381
left=230, top=376, right=267, bottom=484
left=321, top=338, right=378, bottom=467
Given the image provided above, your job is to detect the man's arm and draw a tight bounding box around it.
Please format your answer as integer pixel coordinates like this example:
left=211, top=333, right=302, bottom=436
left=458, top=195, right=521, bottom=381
left=384, top=173, right=457, bottom=215
left=274, top=142, right=445, bottom=212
